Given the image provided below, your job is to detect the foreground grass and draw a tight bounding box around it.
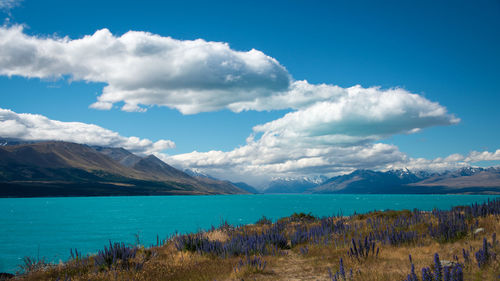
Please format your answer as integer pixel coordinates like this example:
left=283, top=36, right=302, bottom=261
left=9, top=199, right=500, bottom=281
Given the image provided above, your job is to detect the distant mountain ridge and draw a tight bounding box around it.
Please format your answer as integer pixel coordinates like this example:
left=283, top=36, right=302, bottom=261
left=184, top=168, right=260, bottom=194
left=0, top=141, right=248, bottom=197
left=264, top=176, right=327, bottom=193
left=310, top=167, right=500, bottom=194
left=1, top=139, right=498, bottom=196
left=231, top=182, right=260, bottom=194
left=408, top=167, right=500, bottom=188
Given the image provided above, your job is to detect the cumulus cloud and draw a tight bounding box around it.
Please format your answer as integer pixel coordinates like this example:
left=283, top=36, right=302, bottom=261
left=0, top=25, right=290, bottom=114
left=252, top=83, right=459, bottom=145
left=0, top=108, right=175, bottom=155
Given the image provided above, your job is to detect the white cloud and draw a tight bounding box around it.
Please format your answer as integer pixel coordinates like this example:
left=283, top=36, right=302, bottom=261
left=252, top=83, right=459, bottom=145
left=464, top=150, right=500, bottom=162
left=386, top=149, right=500, bottom=172
left=0, top=105, right=493, bottom=186
left=0, top=25, right=290, bottom=114
left=0, top=108, right=175, bottom=155
left=165, top=142, right=407, bottom=186
left=387, top=157, right=468, bottom=172
left=0, top=0, right=21, bottom=10
left=168, top=144, right=500, bottom=186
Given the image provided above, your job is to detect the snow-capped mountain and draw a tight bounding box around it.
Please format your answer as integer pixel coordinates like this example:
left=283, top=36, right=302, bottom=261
left=311, top=167, right=500, bottom=194
left=183, top=168, right=216, bottom=180
left=264, top=175, right=328, bottom=193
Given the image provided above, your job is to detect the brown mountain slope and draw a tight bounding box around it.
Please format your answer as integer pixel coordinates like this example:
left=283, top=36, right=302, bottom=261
left=0, top=142, right=150, bottom=180
left=133, top=155, right=194, bottom=181
left=93, top=146, right=248, bottom=194
left=131, top=155, right=247, bottom=194
left=92, top=146, right=143, bottom=167
left=0, top=141, right=247, bottom=196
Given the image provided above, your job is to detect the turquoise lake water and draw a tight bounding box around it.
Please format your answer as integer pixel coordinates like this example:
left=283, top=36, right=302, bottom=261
left=1, top=194, right=498, bottom=273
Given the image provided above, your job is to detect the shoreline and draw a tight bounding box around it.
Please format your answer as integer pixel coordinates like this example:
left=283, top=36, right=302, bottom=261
left=1, top=191, right=500, bottom=199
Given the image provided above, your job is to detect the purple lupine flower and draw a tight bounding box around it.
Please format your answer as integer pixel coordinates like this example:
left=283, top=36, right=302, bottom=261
left=443, top=266, right=450, bottom=281
left=434, top=253, right=442, bottom=281
left=475, top=236, right=493, bottom=268
left=339, top=258, right=345, bottom=278
left=462, top=248, right=470, bottom=264
left=422, top=267, right=432, bottom=281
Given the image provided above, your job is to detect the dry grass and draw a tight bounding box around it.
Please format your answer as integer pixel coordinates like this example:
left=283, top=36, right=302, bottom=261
left=11, top=207, right=500, bottom=281
left=204, top=230, right=229, bottom=242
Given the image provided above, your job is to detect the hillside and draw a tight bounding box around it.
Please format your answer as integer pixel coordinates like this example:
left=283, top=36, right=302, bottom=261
left=0, top=141, right=247, bottom=197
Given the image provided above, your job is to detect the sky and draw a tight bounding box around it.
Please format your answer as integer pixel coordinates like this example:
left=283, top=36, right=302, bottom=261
left=0, top=0, right=499, bottom=186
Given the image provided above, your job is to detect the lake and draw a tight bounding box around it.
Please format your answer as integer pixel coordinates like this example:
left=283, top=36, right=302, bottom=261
left=1, top=194, right=498, bottom=273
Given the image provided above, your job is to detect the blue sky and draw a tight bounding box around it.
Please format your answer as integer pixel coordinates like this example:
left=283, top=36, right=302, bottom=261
left=1, top=0, right=499, bottom=185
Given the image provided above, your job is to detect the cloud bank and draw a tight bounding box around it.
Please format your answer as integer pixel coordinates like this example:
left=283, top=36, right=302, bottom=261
left=0, top=105, right=493, bottom=186
left=0, top=108, right=175, bottom=155
left=387, top=149, right=500, bottom=172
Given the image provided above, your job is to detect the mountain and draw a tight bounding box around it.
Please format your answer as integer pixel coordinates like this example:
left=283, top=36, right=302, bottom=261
left=3, top=140, right=497, bottom=196
left=310, top=168, right=500, bottom=194
left=0, top=141, right=247, bottom=197
left=94, top=147, right=197, bottom=181
left=264, top=176, right=327, bottom=193
left=92, top=146, right=142, bottom=167
left=311, top=170, right=418, bottom=194
left=183, top=168, right=217, bottom=180
left=232, top=182, right=260, bottom=194
left=184, top=168, right=259, bottom=194
left=95, top=147, right=250, bottom=194
left=408, top=167, right=500, bottom=188
left=0, top=141, right=145, bottom=179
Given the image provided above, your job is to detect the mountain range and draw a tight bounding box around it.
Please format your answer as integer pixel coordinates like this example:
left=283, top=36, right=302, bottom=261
left=0, top=140, right=247, bottom=197
left=262, top=168, right=500, bottom=194
left=0, top=139, right=499, bottom=196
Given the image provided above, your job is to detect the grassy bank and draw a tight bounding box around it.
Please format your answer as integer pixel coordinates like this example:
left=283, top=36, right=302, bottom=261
left=9, top=199, right=500, bottom=281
